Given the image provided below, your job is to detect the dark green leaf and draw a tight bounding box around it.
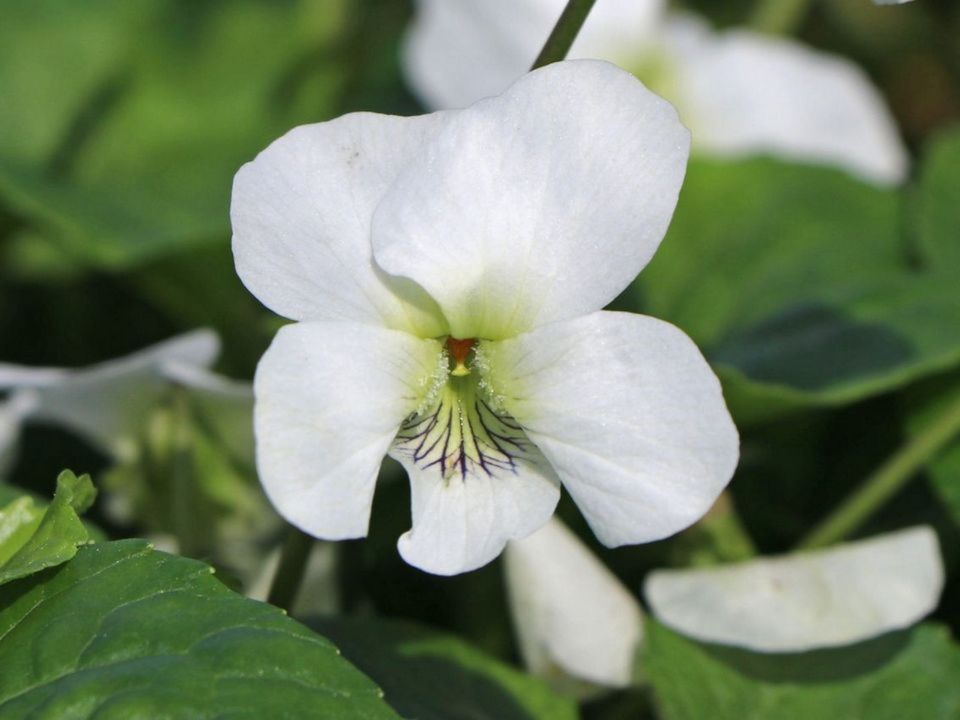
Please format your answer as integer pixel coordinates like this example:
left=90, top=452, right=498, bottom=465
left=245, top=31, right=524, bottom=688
left=644, top=619, right=960, bottom=720
left=0, top=540, right=400, bottom=719
left=311, top=617, right=578, bottom=720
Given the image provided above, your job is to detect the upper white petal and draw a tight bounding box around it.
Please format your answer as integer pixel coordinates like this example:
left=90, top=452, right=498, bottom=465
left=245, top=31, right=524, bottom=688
left=482, top=311, right=739, bottom=546
left=254, top=321, right=441, bottom=540
left=373, top=60, right=690, bottom=340
left=0, top=330, right=219, bottom=460
left=644, top=526, right=944, bottom=652
left=664, top=16, right=908, bottom=184
left=403, top=0, right=665, bottom=110
left=505, top=517, right=643, bottom=688
left=392, top=450, right=560, bottom=576
left=231, top=113, right=448, bottom=336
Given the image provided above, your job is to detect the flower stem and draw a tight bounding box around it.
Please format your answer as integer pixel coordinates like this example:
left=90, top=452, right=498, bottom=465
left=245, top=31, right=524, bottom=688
left=267, top=525, right=315, bottom=612
left=797, top=392, right=960, bottom=551
left=749, top=0, right=811, bottom=35
left=531, top=0, right=598, bottom=70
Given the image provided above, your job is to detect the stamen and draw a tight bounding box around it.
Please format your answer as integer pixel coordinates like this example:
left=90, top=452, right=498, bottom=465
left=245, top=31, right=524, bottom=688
left=446, top=337, right=475, bottom=377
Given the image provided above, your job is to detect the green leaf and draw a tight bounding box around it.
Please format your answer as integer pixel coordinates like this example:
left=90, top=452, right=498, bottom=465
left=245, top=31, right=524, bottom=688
left=0, top=0, right=349, bottom=268
left=311, top=617, right=578, bottom=720
left=914, top=125, right=960, bottom=273
left=636, top=158, right=960, bottom=423
left=643, top=619, right=960, bottom=720
left=0, top=540, right=400, bottom=719
left=0, top=470, right=95, bottom=585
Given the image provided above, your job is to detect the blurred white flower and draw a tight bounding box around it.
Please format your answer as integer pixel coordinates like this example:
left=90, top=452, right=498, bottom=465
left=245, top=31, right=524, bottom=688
left=231, top=60, right=739, bottom=576
left=504, top=517, right=643, bottom=691
left=404, top=0, right=908, bottom=185
left=0, top=330, right=219, bottom=464
left=644, top=526, right=944, bottom=652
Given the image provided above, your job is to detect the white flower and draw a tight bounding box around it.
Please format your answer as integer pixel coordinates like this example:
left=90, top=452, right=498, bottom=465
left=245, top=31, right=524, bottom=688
left=231, top=60, right=739, bottom=576
left=504, top=517, right=643, bottom=691
left=0, top=330, right=219, bottom=464
left=644, top=526, right=944, bottom=652
left=404, top=0, right=908, bottom=185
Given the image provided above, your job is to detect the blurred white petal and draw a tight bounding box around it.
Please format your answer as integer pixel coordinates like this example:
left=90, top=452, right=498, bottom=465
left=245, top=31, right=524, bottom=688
left=505, top=517, right=643, bottom=689
left=664, top=16, right=908, bottom=184
left=645, top=526, right=944, bottom=652
left=0, top=330, right=219, bottom=460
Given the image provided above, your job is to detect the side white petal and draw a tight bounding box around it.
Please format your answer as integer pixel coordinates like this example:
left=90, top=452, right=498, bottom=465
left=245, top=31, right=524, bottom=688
left=161, top=362, right=255, bottom=466
left=665, top=16, right=908, bottom=184
left=403, top=0, right=665, bottom=110
left=231, top=113, right=447, bottom=337
left=0, top=330, right=219, bottom=460
left=392, top=451, right=560, bottom=576
left=505, top=517, right=643, bottom=688
left=373, top=60, right=690, bottom=340
left=644, top=526, right=945, bottom=652
left=483, top=311, right=739, bottom=546
left=254, top=321, right=441, bottom=540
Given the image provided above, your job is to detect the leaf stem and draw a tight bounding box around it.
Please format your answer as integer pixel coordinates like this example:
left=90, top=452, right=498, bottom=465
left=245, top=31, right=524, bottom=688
left=267, top=525, right=315, bottom=612
left=749, top=0, right=811, bottom=35
left=531, top=0, right=598, bottom=70
left=797, top=392, right=960, bottom=550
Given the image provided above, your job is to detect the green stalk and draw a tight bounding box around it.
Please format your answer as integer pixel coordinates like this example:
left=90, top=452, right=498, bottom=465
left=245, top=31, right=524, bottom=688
left=749, top=0, right=811, bottom=35
left=531, top=0, right=598, bottom=70
left=797, top=392, right=960, bottom=550
left=267, top=526, right=315, bottom=612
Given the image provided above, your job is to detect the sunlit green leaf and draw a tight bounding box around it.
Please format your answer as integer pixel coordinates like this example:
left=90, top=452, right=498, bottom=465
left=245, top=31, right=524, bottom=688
left=312, top=617, right=578, bottom=720
left=0, top=469, right=95, bottom=585
left=644, top=619, right=960, bottom=720
left=0, top=540, right=400, bottom=719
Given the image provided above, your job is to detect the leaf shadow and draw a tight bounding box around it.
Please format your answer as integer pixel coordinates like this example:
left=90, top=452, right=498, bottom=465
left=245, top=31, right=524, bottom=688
left=699, top=628, right=911, bottom=684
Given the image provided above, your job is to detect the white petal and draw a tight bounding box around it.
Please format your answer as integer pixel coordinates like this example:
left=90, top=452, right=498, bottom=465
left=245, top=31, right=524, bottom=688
left=393, top=452, right=560, bottom=576
left=482, top=311, right=739, bottom=546
left=505, top=517, right=643, bottom=688
left=644, top=526, right=944, bottom=652
left=403, top=0, right=665, bottom=110
left=161, top=362, right=255, bottom=466
left=0, top=392, right=37, bottom=477
left=664, top=16, right=908, bottom=184
left=373, top=60, right=689, bottom=340
left=254, top=321, right=442, bottom=540
left=0, top=330, right=219, bottom=460
left=231, top=113, right=448, bottom=337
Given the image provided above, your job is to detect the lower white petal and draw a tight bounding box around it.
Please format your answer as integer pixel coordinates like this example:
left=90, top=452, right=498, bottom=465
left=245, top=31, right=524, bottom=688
left=482, top=311, right=739, bottom=547
left=255, top=321, right=442, bottom=540
left=505, top=517, right=643, bottom=689
left=644, top=526, right=944, bottom=652
left=665, top=15, right=908, bottom=185
left=389, top=371, right=560, bottom=574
